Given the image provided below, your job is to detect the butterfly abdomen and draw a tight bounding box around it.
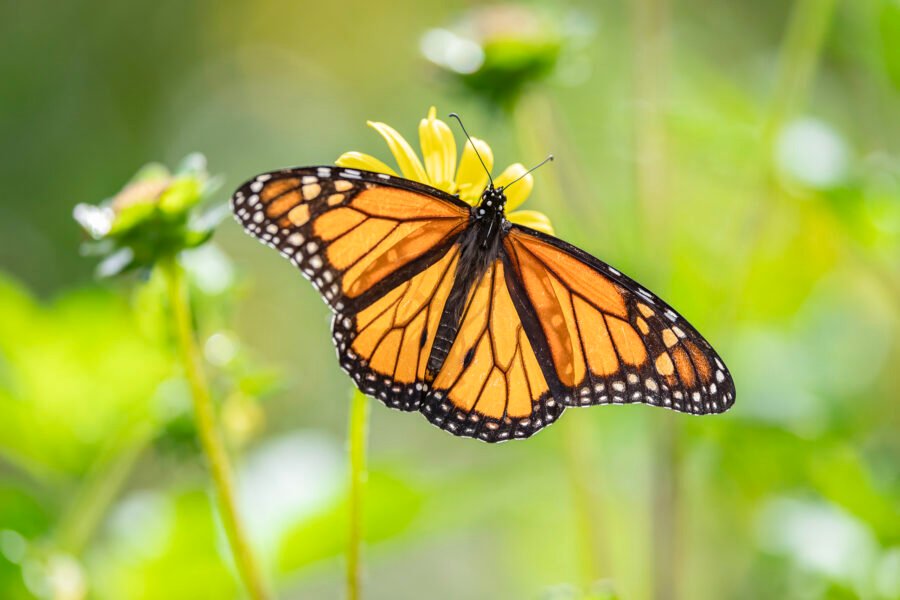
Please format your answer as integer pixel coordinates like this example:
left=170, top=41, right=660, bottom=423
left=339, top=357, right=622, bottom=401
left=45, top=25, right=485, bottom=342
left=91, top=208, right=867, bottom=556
left=425, top=215, right=503, bottom=379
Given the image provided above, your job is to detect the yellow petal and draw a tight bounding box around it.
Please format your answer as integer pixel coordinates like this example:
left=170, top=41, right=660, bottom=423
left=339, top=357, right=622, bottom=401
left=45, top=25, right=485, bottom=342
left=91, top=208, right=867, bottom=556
left=507, top=210, right=555, bottom=235
left=495, top=163, right=533, bottom=211
left=335, top=151, right=399, bottom=176
left=367, top=120, right=429, bottom=184
left=456, top=138, right=494, bottom=203
left=419, top=107, right=457, bottom=193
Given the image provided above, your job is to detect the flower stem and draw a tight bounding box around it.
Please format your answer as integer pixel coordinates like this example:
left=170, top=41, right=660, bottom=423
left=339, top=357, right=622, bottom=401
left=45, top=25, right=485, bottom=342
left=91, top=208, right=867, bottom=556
left=512, top=93, right=612, bottom=588
left=560, top=416, right=608, bottom=588
left=347, top=389, right=370, bottom=600
left=764, top=0, right=839, bottom=149
left=632, top=0, right=671, bottom=260
left=160, top=255, right=271, bottom=600
left=720, top=0, right=838, bottom=331
left=631, top=1, right=682, bottom=600
left=56, top=423, right=153, bottom=555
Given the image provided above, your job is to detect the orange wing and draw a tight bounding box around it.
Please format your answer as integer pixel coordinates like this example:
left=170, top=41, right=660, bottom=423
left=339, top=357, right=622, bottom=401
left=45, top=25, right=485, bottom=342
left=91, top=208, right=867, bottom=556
left=331, top=250, right=560, bottom=441
left=502, top=227, right=735, bottom=415
left=233, top=167, right=734, bottom=442
left=420, top=259, right=561, bottom=440
left=231, top=167, right=470, bottom=313
left=333, top=241, right=461, bottom=411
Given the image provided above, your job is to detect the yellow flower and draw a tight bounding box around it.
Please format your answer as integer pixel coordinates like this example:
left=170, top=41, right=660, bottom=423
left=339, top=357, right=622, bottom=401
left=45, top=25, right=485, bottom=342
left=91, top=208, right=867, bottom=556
left=336, top=107, right=554, bottom=235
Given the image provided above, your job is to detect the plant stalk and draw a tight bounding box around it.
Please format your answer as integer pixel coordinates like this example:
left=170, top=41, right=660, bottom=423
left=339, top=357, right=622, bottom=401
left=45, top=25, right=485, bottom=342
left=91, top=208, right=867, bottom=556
left=722, top=0, right=839, bottom=329
left=511, top=93, right=612, bottom=588
left=631, top=1, right=681, bottom=600
left=56, top=423, right=153, bottom=555
left=161, top=255, right=271, bottom=600
left=764, top=0, right=840, bottom=149
left=347, top=389, right=370, bottom=600
left=561, top=416, right=608, bottom=588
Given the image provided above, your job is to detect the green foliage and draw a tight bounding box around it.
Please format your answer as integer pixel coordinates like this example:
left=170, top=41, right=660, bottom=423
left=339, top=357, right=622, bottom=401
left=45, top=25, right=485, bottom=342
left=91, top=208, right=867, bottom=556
left=1, top=1, right=899, bottom=599
left=88, top=489, right=240, bottom=600
left=0, top=276, right=171, bottom=477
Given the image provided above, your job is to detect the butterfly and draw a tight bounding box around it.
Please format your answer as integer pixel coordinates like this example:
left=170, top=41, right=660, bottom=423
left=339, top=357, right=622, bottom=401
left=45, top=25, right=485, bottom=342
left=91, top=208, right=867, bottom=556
left=231, top=161, right=735, bottom=442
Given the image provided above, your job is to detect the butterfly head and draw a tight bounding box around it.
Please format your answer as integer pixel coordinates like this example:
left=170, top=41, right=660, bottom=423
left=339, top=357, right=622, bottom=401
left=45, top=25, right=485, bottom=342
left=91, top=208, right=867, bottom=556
left=448, top=112, right=553, bottom=225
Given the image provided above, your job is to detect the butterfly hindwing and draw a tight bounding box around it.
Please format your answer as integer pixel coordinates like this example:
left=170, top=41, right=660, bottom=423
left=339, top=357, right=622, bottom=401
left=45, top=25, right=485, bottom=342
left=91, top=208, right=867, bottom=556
left=333, top=249, right=562, bottom=441
left=502, top=226, right=736, bottom=415
left=421, top=259, right=563, bottom=441
left=334, top=242, right=461, bottom=411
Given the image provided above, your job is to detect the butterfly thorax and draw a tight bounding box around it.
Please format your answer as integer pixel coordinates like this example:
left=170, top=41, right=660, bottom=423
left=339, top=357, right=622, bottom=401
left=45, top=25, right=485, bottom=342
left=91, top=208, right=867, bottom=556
left=475, top=186, right=507, bottom=221
left=470, top=186, right=508, bottom=260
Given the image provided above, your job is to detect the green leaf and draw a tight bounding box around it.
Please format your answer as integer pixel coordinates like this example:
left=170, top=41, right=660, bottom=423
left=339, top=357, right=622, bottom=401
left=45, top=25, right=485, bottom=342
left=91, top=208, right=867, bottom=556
left=276, top=469, right=423, bottom=575
left=0, top=275, right=172, bottom=477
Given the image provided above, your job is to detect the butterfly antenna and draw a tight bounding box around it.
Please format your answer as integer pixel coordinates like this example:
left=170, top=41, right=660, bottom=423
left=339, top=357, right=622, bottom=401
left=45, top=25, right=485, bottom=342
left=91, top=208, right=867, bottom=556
left=500, top=154, right=554, bottom=191
left=448, top=113, right=494, bottom=189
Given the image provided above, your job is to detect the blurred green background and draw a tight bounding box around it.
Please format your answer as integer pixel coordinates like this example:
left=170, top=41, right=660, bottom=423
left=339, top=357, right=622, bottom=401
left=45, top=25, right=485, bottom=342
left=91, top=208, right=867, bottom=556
left=1, top=0, right=899, bottom=599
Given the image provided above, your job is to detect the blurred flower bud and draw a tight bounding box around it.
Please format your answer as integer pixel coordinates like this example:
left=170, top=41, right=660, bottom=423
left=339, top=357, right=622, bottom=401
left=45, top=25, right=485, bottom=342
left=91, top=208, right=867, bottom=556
left=73, top=153, right=226, bottom=277
left=421, top=5, right=592, bottom=110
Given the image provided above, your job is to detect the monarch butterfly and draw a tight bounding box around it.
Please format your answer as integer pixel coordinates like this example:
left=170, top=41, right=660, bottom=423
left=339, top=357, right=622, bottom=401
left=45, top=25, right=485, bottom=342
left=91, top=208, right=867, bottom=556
left=231, top=133, right=735, bottom=443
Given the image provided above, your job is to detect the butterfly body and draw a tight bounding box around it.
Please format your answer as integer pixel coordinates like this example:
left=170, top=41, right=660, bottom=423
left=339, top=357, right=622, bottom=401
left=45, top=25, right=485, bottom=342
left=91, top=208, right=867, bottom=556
left=232, top=166, right=735, bottom=442
left=427, top=186, right=508, bottom=378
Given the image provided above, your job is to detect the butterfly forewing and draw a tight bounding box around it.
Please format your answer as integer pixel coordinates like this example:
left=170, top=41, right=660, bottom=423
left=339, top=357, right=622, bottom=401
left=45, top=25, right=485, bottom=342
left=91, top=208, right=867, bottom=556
left=231, top=167, right=469, bottom=313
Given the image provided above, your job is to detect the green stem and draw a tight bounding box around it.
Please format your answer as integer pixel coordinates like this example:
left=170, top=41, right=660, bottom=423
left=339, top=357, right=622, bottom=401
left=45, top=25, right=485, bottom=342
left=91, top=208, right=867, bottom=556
left=722, top=0, right=838, bottom=329
left=631, top=1, right=681, bottom=600
left=347, top=389, right=370, bottom=600
left=650, top=417, right=680, bottom=600
left=56, top=423, right=153, bottom=554
left=160, top=255, right=271, bottom=600
left=561, top=417, right=607, bottom=589
left=764, top=0, right=840, bottom=149
left=632, top=0, right=671, bottom=264
left=511, top=93, right=612, bottom=590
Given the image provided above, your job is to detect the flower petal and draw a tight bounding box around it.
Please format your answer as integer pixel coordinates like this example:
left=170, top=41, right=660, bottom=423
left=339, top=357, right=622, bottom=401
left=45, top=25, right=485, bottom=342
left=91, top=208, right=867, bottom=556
left=367, top=120, right=429, bottom=184
left=507, top=210, right=554, bottom=235
left=495, top=163, right=533, bottom=211
left=419, top=106, right=457, bottom=193
left=456, top=138, right=494, bottom=203
left=335, top=151, right=399, bottom=176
